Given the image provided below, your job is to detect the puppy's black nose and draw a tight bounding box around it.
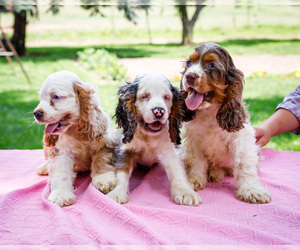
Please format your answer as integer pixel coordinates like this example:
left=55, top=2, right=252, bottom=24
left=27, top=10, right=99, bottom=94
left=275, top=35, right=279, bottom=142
left=34, top=110, right=43, bottom=120
left=153, top=107, right=165, bottom=119
left=186, top=73, right=197, bottom=85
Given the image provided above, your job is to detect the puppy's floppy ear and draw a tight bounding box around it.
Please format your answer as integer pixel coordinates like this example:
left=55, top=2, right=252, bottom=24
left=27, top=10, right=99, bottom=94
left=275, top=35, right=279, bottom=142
left=169, top=85, right=184, bottom=145
left=73, top=82, right=102, bottom=141
left=115, top=81, right=138, bottom=144
left=216, top=50, right=248, bottom=132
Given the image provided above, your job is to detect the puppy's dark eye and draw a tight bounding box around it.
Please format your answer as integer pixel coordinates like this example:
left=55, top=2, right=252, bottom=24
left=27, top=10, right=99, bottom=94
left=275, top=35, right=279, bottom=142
left=187, top=61, right=192, bottom=67
left=164, top=94, right=171, bottom=101
left=208, top=63, right=215, bottom=70
left=141, top=93, right=150, bottom=100
left=52, top=94, right=61, bottom=100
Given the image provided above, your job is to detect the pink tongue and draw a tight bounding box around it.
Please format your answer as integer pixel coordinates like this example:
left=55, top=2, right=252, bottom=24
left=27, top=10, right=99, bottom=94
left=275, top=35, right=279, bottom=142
left=45, top=122, right=59, bottom=136
left=148, top=121, right=162, bottom=131
left=185, top=90, right=204, bottom=111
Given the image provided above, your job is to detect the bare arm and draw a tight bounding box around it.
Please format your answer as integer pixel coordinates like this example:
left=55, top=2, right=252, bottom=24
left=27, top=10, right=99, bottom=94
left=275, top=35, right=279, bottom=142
left=254, top=108, right=300, bottom=147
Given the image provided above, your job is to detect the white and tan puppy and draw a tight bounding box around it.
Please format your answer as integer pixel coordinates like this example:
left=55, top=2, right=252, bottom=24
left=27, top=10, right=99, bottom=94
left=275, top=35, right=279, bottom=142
left=34, top=70, right=119, bottom=206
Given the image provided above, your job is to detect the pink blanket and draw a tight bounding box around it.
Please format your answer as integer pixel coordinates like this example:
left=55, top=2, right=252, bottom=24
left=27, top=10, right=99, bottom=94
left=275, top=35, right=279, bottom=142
left=0, top=149, right=300, bottom=245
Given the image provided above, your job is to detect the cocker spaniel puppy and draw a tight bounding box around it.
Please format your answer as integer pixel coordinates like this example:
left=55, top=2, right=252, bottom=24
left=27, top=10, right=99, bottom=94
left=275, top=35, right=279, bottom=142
left=181, top=43, right=271, bottom=204
left=34, top=70, right=119, bottom=207
left=107, top=72, right=201, bottom=206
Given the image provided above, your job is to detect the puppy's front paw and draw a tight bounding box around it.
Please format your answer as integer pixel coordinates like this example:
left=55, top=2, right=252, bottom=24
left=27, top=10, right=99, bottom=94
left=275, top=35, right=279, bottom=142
left=92, top=172, right=117, bottom=194
left=48, top=190, right=77, bottom=207
left=172, top=188, right=202, bottom=206
left=237, top=185, right=271, bottom=204
left=36, top=162, right=48, bottom=175
left=106, top=189, right=129, bottom=204
left=188, top=175, right=207, bottom=191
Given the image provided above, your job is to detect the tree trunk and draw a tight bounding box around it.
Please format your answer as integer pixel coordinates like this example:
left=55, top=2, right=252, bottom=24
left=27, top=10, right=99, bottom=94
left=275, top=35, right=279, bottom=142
left=182, top=19, right=193, bottom=46
left=11, top=10, right=27, bottom=56
left=178, top=0, right=206, bottom=46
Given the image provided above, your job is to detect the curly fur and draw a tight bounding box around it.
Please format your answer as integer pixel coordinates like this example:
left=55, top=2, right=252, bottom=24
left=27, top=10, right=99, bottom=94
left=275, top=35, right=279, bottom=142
left=108, top=72, right=201, bottom=206
left=115, top=80, right=139, bottom=144
left=181, top=43, right=271, bottom=204
left=34, top=70, right=119, bottom=207
left=168, top=85, right=183, bottom=144
left=216, top=54, right=247, bottom=132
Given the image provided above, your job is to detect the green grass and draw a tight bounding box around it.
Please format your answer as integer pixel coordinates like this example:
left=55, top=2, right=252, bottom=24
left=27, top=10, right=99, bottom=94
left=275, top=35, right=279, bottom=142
left=0, top=34, right=299, bottom=151
left=243, top=77, right=300, bottom=151
left=0, top=45, right=299, bottom=150
left=24, top=38, right=300, bottom=61
left=0, top=5, right=299, bottom=151
left=25, top=25, right=300, bottom=45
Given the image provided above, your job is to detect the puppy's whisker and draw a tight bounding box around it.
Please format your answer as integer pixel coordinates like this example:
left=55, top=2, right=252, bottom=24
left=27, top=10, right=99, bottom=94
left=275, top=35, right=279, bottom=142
left=27, top=121, right=38, bottom=128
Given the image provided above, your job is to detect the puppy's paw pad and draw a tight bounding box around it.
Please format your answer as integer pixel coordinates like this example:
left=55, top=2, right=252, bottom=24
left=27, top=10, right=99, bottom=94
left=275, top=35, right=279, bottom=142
left=237, top=186, right=271, bottom=204
left=92, top=173, right=117, bottom=194
left=173, top=189, right=202, bottom=206
left=107, top=190, right=129, bottom=204
left=36, top=163, right=48, bottom=175
left=48, top=190, right=77, bottom=207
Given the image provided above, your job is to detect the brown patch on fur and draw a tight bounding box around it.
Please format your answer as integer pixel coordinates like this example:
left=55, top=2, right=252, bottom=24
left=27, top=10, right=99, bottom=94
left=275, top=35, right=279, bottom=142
left=206, top=82, right=227, bottom=105
left=50, top=99, right=55, bottom=107
left=73, top=83, right=102, bottom=142
left=125, top=95, right=137, bottom=116
left=189, top=50, right=200, bottom=62
left=168, top=86, right=188, bottom=145
left=44, top=134, right=59, bottom=147
left=43, top=134, right=59, bottom=159
left=169, top=93, right=182, bottom=144
left=203, top=53, right=218, bottom=63
left=119, top=149, right=140, bottom=174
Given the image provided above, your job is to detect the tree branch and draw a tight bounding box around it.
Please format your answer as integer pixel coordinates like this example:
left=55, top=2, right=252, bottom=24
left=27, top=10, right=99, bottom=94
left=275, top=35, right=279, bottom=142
left=190, top=0, right=206, bottom=26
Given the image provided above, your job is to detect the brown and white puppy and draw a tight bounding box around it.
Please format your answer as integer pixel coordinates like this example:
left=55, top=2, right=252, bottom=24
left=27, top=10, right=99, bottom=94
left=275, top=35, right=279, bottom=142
left=107, top=72, right=201, bottom=205
left=34, top=70, right=119, bottom=207
left=181, top=43, right=271, bottom=204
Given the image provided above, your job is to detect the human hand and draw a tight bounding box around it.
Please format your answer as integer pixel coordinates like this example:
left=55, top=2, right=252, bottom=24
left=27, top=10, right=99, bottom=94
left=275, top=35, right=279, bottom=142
left=253, top=126, right=272, bottom=147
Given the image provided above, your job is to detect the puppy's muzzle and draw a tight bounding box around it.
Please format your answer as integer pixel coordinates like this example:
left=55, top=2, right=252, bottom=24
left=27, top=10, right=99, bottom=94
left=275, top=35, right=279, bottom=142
left=34, top=110, right=43, bottom=121
left=153, top=107, right=165, bottom=119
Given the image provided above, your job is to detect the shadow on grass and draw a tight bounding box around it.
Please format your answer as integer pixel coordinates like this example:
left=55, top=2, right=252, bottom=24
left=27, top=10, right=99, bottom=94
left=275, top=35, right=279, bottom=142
left=18, top=38, right=300, bottom=62
left=219, top=38, right=300, bottom=47
left=24, top=43, right=185, bottom=61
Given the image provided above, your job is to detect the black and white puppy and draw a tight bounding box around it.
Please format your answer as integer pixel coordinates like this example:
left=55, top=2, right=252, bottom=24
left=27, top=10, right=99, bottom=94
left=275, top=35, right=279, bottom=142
left=107, top=72, right=201, bottom=205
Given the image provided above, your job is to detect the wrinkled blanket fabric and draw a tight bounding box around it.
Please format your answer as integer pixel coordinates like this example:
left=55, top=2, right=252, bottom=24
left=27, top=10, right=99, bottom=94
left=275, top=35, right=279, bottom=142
left=0, top=149, right=299, bottom=245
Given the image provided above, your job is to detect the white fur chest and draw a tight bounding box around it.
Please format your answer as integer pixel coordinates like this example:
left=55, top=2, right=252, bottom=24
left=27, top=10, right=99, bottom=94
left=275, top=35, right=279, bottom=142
left=126, top=132, right=170, bottom=167
left=55, top=134, right=100, bottom=172
left=183, top=110, right=235, bottom=168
